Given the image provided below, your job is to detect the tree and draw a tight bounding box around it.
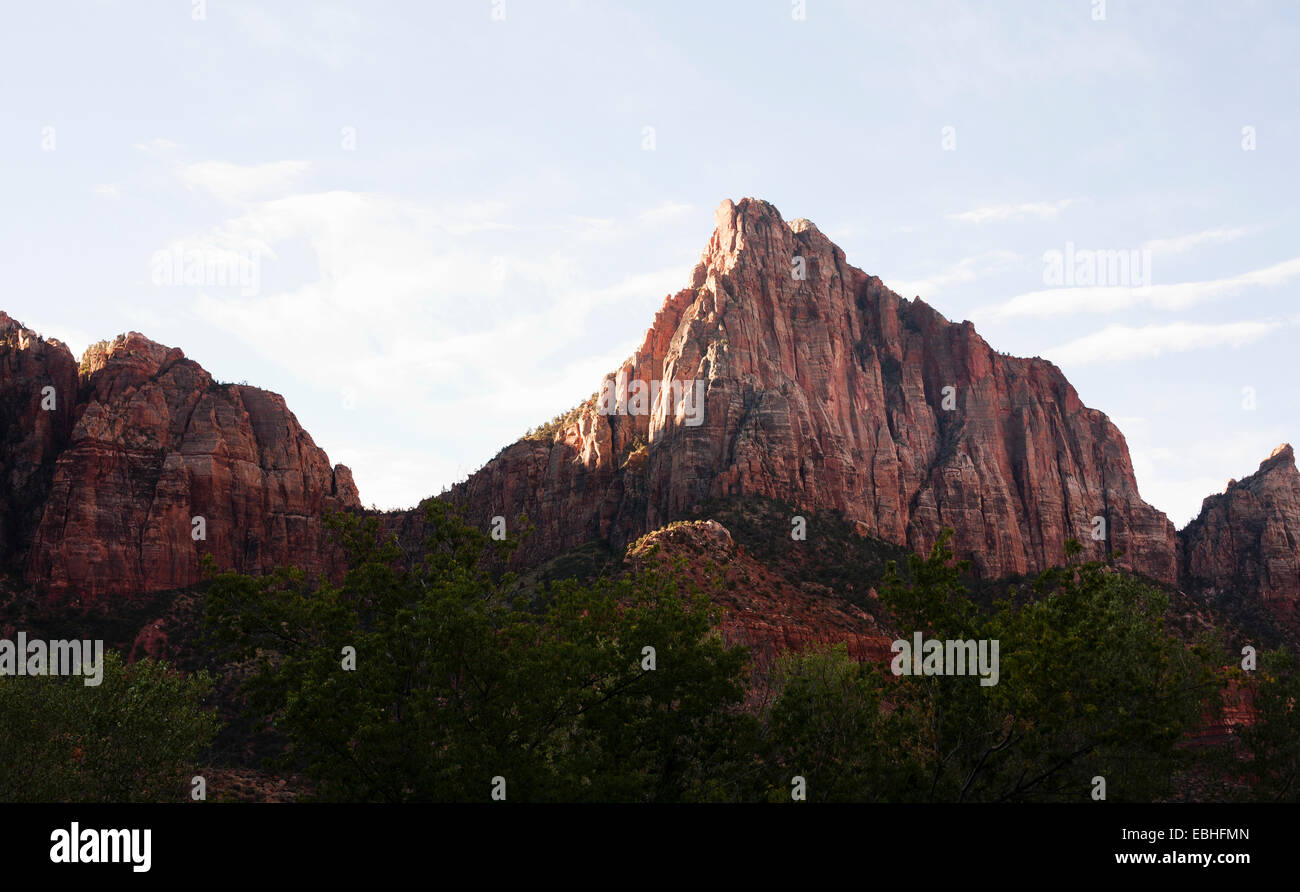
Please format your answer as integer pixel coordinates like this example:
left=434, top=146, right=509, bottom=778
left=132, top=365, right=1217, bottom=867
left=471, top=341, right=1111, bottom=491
left=1234, top=647, right=1300, bottom=801
left=760, top=643, right=929, bottom=801
left=877, top=530, right=1220, bottom=802
left=204, top=501, right=755, bottom=802
left=0, top=651, right=218, bottom=802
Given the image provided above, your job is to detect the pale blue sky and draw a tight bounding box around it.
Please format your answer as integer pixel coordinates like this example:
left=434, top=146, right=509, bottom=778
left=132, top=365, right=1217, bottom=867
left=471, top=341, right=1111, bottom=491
left=3, top=0, right=1297, bottom=525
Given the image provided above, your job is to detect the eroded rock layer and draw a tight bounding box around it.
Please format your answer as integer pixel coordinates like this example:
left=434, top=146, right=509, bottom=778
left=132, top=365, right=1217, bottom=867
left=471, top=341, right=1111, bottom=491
left=436, top=198, right=1177, bottom=583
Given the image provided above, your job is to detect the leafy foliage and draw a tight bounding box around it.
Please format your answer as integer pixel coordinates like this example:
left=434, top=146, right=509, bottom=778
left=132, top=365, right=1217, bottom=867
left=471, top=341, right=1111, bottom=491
left=758, top=644, right=930, bottom=801
left=203, top=503, right=1254, bottom=803
left=204, top=501, right=756, bottom=802
left=1234, top=648, right=1300, bottom=801
left=874, top=530, right=1220, bottom=801
left=0, top=651, right=218, bottom=802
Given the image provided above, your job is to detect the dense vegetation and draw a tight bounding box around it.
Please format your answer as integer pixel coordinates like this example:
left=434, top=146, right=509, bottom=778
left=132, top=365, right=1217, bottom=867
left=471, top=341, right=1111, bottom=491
left=0, top=651, right=217, bottom=802
left=5, top=495, right=1294, bottom=803
left=198, top=501, right=1299, bottom=803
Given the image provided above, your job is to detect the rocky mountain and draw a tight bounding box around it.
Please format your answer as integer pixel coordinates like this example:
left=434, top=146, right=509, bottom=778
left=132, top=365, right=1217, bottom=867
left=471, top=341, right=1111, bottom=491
left=0, top=313, right=78, bottom=567
left=432, top=198, right=1177, bottom=584
left=2, top=198, right=1297, bottom=629
left=1180, top=443, right=1300, bottom=605
left=0, top=314, right=358, bottom=605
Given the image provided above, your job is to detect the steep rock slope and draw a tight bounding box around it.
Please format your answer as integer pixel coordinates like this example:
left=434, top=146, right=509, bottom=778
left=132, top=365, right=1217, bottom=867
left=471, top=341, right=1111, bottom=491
left=0, top=325, right=359, bottom=603
left=436, top=198, right=1176, bottom=582
left=0, top=313, right=79, bottom=567
left=1180, top=444, right=1300, bottom=604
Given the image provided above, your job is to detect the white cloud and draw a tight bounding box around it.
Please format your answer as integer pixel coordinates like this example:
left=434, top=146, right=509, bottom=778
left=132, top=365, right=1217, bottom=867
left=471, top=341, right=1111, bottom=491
left=1144, top=226, right=1247, bottom=256
left=885, top=249, right=1019, bottom=298
left=92, top=183, right=120, bottom=198
left=638, top=201, right=694, bottom=226
left=177, top=160, right=311, bottom=204
left=947, top=199, right=1076, bottom=225
left=179, top=188, right=693, bottom=507
left=1046, top=320, right=1283, bottom=366
left=976, top=256, right=1300, bottom=319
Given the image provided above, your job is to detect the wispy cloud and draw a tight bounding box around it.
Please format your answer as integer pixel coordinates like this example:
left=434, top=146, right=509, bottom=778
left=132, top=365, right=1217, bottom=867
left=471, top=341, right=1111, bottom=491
left=1127, top=427, right=1297, bottom=528
left=975, top=256, right=1300, bottom=319
left=177, top=160, right=311, bottom=204
left=1046, top=320, right=1284, bottom=366
left=638, top=201, right=694, bottom=226
left=886, top=250, right=1019, bottom=298
left=179, top=187, right=693, bottom=507
left=133, top=138, right=180, bottom=157
left=947, top=199, right=1076, bottom=225
left=1144, top=226, right=1247, bottom=256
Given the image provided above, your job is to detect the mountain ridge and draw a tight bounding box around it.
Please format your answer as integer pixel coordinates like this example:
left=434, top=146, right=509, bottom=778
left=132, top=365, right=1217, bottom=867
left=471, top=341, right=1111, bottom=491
left=421, top=197, right=1179, bottom=584
left=1, top=199, right=1297, bottom=627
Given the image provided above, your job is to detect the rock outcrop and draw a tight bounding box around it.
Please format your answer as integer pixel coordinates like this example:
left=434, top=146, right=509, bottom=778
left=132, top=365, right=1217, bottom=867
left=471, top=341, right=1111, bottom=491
left=623, top=519, right=893, bottom=671
left=1180, top=444, right=1300, bottom=603
left=0, top=325, right=359, bottom=603
left=0, top=313, right=79, bottom=567
left=436, top=198, right=1177, bottom=583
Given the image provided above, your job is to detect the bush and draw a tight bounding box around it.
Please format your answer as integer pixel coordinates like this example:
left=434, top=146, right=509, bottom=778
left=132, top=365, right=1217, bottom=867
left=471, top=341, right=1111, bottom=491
left=0, top=651, right=218, bottom=802
left=204, top=501, right=757, bottom=802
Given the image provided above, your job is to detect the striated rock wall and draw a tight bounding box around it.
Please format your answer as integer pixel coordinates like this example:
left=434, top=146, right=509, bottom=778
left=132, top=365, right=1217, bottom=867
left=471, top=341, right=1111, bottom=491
left=0, top=313, right=79, bottom=569
left=435, top=198, right=1177, bottom=583
left=0, top=326, right=358, bottom=603
left=1180, top=444, right=1300, bottom=603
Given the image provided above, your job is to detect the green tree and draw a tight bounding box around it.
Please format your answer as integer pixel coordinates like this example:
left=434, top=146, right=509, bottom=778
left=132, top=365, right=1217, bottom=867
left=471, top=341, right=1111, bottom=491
left=0, top=651, right=218, bottom=802
left=204, top=501, right=755, bottom=802
left=760, top=643, right=930, bottom=801
left=878, top=529, right=1220, bottom=802
left=1234, top=647, right=1300, bottom=801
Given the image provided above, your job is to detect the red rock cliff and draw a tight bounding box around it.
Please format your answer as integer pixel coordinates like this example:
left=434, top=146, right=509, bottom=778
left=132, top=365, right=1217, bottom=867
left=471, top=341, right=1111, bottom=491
left=0, top=326, right=359, bottom=603
left=439, top=198, right=1178, bottom=583
left=0, top=313, right=79, bottom=566
left=1180, top=444, right=1300, bottom=603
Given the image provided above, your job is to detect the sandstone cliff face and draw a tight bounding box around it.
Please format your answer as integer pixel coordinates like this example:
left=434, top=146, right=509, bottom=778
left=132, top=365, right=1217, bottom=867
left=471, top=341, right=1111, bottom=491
left=438, top=198, right=1177, bottom=583
left=0, top=326, right=359, bottom=603
left=0, top=313, right=79, bottom=568
left=6, top=198, right=1295, bottom=620
left=1180, top=444, right=1300, bottom=603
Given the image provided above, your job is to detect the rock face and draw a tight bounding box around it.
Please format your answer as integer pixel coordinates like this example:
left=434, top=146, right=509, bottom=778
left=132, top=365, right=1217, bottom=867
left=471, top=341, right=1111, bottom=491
left=0, top=325, right=359, bottom=603
left=438, top=198, right=1177, bottom=583
left=0, top=313, right=79, bottom=568
left=1180, top=444, right=1300, bottom=603
left=5, top=198, right=1296, bottom=621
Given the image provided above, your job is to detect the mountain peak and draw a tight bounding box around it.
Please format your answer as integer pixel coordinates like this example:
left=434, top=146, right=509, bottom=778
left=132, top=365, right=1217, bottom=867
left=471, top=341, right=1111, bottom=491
left=1183, top=442, right=1300, bottom=601
left=439, top=202, right=1178, bottom=583
left=700, top=197, right=846, bottom=288
left=1264, top=442, right=1295, bottom=471
left=78, top=331, right=187, bottom=385
left=0, top=308, right=359, bottom=602
left=0, top=312, right=76, bottom=360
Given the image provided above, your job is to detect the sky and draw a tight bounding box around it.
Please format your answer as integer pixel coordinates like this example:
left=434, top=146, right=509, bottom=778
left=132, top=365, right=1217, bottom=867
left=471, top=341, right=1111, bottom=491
left=2, top=0, right=1297, bottom=527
